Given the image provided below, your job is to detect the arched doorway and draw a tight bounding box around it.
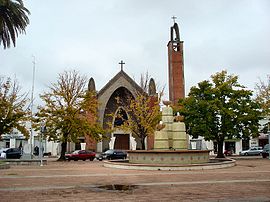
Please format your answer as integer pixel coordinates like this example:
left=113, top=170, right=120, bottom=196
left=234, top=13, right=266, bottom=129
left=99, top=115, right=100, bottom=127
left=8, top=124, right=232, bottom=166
left=113, top=107, right=130, bottom=150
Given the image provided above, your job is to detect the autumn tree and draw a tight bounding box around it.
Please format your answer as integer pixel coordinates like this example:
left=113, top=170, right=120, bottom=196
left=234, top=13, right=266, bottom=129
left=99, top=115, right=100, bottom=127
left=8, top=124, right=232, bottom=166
left=179, top=70, right=262, bottom=158
left=0, top=0, right=30, bottom=49
left=35, top=70, right=105, bottom=161
left=0, top=76, right=29, bottom=137
left=255, top=75, right=270, bottom=132
left=118, top=73, right=162, bottom=150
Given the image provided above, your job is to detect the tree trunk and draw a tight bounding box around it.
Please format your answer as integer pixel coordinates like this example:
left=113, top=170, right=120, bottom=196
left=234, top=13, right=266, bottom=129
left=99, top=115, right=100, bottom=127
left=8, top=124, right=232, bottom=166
left=216, top=139, right=225, bottom=158
left=141, top=136, right=146, bottom=150
left=58, top=141, right=67, bottom=161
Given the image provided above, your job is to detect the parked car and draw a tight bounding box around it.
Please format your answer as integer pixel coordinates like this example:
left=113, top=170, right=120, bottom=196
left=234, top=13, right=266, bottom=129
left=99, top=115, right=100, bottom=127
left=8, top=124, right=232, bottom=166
left=224, top=149, right=233, bottom=156
left=65, top=150, right=96, bottom=161
left=239, top=146, right=263, bottom=156
left=98, top=149, right=127, bottom=161
left=0, top=148, right=7, bottom=159
left=0, top=148, right=22, bottom=159
left=262, top=144, right=269, bottom=158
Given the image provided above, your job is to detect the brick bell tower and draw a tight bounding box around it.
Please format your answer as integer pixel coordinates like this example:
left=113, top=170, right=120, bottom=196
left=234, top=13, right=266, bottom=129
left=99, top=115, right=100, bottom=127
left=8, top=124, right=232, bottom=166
left=168, top=20, right=185, bottom=105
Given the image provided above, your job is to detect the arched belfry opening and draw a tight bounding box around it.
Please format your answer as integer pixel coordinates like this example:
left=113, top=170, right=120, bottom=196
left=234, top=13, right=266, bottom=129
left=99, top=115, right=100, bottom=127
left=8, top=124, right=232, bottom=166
left=170, top=23, right=181, bottom=51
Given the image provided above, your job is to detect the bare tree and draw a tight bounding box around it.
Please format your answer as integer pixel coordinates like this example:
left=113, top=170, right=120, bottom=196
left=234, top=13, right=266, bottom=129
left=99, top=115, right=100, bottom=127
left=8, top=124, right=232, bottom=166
left=255, top=75, right=270, bottom=116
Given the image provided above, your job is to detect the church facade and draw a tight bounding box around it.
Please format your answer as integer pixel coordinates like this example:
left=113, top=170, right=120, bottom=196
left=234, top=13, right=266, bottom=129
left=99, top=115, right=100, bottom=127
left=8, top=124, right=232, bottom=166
left=86, top=69, right=156, bottom=152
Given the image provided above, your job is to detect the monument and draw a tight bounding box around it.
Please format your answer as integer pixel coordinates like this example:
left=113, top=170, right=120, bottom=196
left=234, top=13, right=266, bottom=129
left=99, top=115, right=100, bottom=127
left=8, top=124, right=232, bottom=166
left=154, top=101, right=188, bottom=150
left=128, top=103, right=210, bottom=165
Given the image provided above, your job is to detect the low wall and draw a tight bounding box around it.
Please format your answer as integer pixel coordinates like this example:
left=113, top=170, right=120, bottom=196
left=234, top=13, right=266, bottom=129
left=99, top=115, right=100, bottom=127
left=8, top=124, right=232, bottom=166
left=104, top=158, right=236, bottom=171
left=0, top=162, right=10, bottom=169
left=0, top=159, right=47, bottom=166
left=128, top=150, right=210, bottom=164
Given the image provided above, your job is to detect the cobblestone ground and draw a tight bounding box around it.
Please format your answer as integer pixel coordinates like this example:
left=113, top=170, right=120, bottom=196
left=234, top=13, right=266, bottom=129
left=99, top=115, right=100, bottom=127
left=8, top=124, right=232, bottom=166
left=0, top=158, right=270, bottom=202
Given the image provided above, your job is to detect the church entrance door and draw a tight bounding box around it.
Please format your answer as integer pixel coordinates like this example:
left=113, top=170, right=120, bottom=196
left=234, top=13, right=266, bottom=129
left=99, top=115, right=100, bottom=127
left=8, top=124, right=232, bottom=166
left=114, top=134, right=130, bottom=150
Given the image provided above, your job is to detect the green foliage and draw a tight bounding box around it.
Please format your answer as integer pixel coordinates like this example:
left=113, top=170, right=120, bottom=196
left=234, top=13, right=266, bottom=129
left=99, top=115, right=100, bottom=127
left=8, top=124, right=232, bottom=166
left=35, top=70, right=105, bottom=160
left=179, top=70, right=262, bottom=158
left=0, top=76, right=29, bottom=137
left=0, top=0, right=30, bottom=49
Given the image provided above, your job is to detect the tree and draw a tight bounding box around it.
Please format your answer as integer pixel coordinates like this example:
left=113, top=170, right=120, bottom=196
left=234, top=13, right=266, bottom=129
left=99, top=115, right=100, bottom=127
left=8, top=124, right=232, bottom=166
left=35, top=70, right=105, bottom=161
left=179, top=70, right=262, bottom=158
left=255, top=75, right=270, bottom=115
left=0, top=0, right=30, bottom=49
left=0, top=76, right=29, bottom=137
left=255, top=75, right=270, bottom=132
left=117, top=74, right=162, bottom=150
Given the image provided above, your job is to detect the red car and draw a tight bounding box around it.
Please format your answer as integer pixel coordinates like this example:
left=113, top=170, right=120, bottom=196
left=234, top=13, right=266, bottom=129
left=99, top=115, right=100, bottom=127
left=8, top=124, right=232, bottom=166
left=65, top=150, right=96, bottom=161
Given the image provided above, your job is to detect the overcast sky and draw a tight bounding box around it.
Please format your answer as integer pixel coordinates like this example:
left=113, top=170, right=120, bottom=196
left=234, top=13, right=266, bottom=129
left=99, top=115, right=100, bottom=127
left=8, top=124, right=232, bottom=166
left=1, top=0, right=269, bottom=106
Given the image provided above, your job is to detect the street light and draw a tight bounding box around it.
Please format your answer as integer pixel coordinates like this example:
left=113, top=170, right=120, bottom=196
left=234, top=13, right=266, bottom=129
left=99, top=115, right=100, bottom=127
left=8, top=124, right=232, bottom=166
left=40, top=121, right=46, bottom=166
left=30, top=55, right=36, bottom=159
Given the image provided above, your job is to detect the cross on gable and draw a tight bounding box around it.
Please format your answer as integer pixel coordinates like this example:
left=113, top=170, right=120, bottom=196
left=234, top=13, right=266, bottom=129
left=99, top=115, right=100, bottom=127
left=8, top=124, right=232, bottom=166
left=172, top=16, right=177, bottom=23
left=119, top=60, right=125, bottom=71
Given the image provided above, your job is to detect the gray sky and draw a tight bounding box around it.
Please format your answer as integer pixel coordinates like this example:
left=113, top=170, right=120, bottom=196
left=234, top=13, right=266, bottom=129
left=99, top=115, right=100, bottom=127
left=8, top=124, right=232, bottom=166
left=1, top=0, right=269, bottom=106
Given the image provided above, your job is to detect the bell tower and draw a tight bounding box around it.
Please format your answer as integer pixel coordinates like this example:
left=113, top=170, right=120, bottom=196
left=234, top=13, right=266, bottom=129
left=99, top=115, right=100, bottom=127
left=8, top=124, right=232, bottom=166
left=168, top=19, right=185, bottom=105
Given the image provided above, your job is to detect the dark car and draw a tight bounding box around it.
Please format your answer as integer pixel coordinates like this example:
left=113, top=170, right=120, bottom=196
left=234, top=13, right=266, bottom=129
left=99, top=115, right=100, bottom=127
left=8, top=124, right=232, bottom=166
left=65, top=150, right=96, bottom=161
left=98, top=149, right=127, bottom=161
left=0, top=148, right=22, bottom=159
left=262, top=144, right=269, bottom=158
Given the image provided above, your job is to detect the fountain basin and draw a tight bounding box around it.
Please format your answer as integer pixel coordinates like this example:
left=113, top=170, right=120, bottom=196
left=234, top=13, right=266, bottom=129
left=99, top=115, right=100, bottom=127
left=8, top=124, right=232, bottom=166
left=128, top=150, right=210, bottom=165
left=103, top=158, right=235, bottom=171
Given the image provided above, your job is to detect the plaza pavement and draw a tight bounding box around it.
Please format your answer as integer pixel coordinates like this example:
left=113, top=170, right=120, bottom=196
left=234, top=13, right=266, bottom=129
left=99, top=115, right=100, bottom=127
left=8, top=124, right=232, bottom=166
left=0, top=157, right=270, bottom=202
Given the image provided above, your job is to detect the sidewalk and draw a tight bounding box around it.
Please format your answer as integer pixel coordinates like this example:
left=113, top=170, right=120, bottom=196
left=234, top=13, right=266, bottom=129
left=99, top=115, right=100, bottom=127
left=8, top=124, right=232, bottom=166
left=0, top=158, right=270, bottom=201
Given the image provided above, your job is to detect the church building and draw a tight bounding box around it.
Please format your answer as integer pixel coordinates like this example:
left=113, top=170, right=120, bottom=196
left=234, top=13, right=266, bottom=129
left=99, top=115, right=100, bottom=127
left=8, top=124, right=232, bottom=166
left=86, top=66, right=157, bottom=152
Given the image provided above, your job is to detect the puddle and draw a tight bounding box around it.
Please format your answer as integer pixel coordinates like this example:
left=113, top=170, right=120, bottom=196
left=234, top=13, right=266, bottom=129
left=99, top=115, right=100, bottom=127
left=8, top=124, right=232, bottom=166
left=96, top=184, right=136, bottom=191
left=7, top=173, right=18, bottom=175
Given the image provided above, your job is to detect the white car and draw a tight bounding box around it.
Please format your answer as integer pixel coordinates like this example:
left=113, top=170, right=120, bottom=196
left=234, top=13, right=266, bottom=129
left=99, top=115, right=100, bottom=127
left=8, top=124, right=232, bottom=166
left=0, top=148, right=8, bottom=159
left=239, top=147, right=263, bottom=156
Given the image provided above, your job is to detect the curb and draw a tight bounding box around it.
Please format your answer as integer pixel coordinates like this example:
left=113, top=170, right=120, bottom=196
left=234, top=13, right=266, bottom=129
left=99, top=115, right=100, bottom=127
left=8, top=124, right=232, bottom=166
left=103, top=158, right=236, bottom=171
left=0, top=159, right=47, bottom=166
left=0, top=162, right=10, bottom=169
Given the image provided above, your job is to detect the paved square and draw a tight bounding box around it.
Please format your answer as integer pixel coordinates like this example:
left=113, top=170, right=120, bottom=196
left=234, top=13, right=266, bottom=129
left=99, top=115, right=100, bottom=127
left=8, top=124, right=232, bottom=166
left=1, top=158, right=270, bottom=201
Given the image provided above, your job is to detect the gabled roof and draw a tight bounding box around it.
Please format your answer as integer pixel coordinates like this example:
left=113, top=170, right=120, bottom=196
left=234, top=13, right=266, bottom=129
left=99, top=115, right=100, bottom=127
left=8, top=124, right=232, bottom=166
left=97, top=70, right=144, bottom=97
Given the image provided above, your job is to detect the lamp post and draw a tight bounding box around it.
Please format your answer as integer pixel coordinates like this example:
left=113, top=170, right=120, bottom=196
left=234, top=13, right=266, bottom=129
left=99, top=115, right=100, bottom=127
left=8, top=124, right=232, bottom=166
left=40, top=121, right=46, bottom=166
left=30, top=56, right=36, bottom=159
